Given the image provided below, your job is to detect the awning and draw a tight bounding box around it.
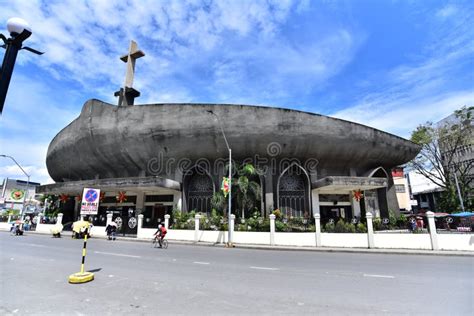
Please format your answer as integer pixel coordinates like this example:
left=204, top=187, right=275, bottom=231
left=37, top=176, right=181, bottom=195
left=312, top=176, right=387, bottom=193
left=450, top=212, right=474, bottom=217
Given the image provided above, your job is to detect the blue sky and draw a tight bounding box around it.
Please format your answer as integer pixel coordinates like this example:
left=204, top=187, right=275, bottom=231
left=0, top=0, right=473, bottom=184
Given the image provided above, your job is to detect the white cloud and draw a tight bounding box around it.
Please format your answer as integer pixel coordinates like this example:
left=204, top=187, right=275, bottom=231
left=0, top=0, right=338, bottom=106
left=331, top=91, right=474, bottom=138
left=330, top=3, right=474, bottom=139
left=436, top=4, right=458, bottom=19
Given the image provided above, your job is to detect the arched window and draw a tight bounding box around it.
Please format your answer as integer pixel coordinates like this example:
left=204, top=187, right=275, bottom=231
left=184, top=169, right=214, bottom=213
left=277, top=164, right=311, bottom=217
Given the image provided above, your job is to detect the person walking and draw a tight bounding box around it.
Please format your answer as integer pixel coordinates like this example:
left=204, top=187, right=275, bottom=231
left=105, top=222, right=117, bottom=240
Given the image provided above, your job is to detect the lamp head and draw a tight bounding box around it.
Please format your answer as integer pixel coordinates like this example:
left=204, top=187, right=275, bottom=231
left=7, top=17, right=31, bottom=37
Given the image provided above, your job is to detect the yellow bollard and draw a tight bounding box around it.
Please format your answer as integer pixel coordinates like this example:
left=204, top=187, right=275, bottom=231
left=68, top=230, right=94, bottom=284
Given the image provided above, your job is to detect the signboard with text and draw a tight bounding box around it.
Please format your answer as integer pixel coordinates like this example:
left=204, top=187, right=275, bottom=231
left=80, top=188, right=100, bottom=215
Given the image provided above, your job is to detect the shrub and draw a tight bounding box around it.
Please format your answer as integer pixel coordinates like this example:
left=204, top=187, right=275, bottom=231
left=373, top=218, right=383, bottom=231
left=275, top=220, right=288, bottom=232
left=356, top=223, right=367, bottom=233
left=323, top=222, right=335, bottom=233
left=334, top=219, right=356, bottom=233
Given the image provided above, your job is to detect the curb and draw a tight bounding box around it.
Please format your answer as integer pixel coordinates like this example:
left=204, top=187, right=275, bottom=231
left=4, top=229, right=473, bottom=257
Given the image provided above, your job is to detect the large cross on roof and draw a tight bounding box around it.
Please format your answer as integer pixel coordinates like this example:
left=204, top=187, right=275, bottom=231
left=114, top=40, right=145, bottom=106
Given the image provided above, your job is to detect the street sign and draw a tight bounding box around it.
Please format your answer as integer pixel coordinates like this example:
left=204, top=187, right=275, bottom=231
left=80, top=188, right=100, bottom=215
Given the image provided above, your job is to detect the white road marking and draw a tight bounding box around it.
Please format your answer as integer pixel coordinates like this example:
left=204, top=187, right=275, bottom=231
left=94, top=251, right=141, bottom=258
left=25, top=243, right=47, bottom=248
left=249, top=266, right=279, bottom=271
left=12, top=309, right=19, bottom=313
left=108, top=275, right=114, bottom=278
left=363, top=274, right=395, bottom=279
left=193, top=261, right=210, bottom=265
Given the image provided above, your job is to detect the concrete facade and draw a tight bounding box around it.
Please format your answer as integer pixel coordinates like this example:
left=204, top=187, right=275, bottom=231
left=39, top=99, right=420, bottom=227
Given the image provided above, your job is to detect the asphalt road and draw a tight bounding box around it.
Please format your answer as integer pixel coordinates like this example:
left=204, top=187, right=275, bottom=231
left=0, top=232, right=472, bottom=315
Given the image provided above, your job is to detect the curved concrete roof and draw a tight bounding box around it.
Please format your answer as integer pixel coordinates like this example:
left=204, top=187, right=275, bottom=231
left=46, top=99, right=420, bottom=182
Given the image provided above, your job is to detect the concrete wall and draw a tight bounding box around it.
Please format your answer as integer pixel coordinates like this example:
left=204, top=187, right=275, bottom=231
left=438, top=234, right=474, bottom=251
left=46, top=99, right=420, bottom=182
left=0, top=224, right=472, bottom=251
left=321, top=233, right=368, bottom=248
left=374, top=234, right=432, bottom=250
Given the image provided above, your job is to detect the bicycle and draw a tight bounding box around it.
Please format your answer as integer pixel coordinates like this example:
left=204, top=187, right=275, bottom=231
left=152, top=235, right=168, bottom=249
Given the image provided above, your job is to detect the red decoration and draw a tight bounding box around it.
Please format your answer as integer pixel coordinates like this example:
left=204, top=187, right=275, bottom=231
left=116, top=191, right=127, bottom=203
left=59, top=194, right=69, bottom=203
left=352, top=190, right=364, bottom=202
left=75, top=194, right=82, bottom=202
left=100, top=191, right=106, bottom=202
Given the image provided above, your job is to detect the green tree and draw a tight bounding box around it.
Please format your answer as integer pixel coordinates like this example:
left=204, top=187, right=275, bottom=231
left=223, top=163, right=262, bottom=218
left=210, top=191, right=227, bottom=215
left=410, top=106, right=473, bottom=212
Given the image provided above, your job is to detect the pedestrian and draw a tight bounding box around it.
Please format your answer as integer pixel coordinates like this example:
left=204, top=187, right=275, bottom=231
left=105, top=222, right=117, bottom=240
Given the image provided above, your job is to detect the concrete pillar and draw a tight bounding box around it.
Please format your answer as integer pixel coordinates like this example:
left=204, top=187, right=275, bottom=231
left=366, top=212, right=375, bottom=249
left=80, top=214, right=85, bottom=221
left=230, top=214, right=235, bottom=244
left=311, top=190, right=320, bottom=216
left=173, top=192, right=182, bottom=211
left=264, top=168, right=274, bottom=216
left=36, top=213, right=43, bottom=231
left=137, top=214, right=144, bottom=239
left=314, top=213, right=321, bottom=247
left=194, top=214, right=201, bottom=242
left=106, top=213, right=113, bottom=227
left=164, top=214, right=170, bottom=230
left=269, top=214, right=276, bottom=246
left=74, top=199, right=80, bottom=221
left=57, top=213, right=63, bottom=225
left=426, top=211, right=439, bottom=250
left=351, top=197, right=361, bottom=218
left=136, top=192, right=145, bottom=214
left=7, top=214, right=11, bottom=223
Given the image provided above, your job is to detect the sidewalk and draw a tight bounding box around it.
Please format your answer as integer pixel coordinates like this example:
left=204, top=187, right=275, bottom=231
left=9, top=229, right=474, bottom=257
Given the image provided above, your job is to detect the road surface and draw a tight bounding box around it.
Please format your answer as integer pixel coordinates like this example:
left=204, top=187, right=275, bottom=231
left=0, top=232, right=472, bottom=315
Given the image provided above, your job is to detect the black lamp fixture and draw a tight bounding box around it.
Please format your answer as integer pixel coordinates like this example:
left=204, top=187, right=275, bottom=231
left=0, top=17, right=43, bottom=114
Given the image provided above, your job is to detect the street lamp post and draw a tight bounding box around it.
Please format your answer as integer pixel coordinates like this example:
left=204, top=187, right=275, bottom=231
left=207, top=110, right=232, bottom=245
left=0, top=17, right=43, bottom=114
left=0, top=154, right=30, bottom=217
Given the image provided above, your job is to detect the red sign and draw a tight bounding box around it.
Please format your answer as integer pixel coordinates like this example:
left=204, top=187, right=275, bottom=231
left=392, top=169, right=404, bottom=178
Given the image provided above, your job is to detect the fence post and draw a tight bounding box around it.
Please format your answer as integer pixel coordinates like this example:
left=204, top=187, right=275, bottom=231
left=366, top=212, right=375, bottom=249
left=194, top=214, right=201, bottom=242
left=314, top=213, right=321, bottom=247
left=230, top=214, right=235, bottom=244
left=57, top=213, right=63, bottom=225
left=426, top=211, right=439, bottom=250
left=137, top=214, right=143, bottom=238
left=106, top=213, right=113, bottom=227
left=164, top=214, right=170, bottom=230
left=269, top=214, right=276, bottom=246
left=36, top=213, right=43, bottom=231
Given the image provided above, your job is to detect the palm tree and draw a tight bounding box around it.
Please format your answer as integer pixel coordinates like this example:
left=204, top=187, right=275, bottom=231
left=232, top=163, right=261, bottom=218
left=210, top=191, right=227, bottom=215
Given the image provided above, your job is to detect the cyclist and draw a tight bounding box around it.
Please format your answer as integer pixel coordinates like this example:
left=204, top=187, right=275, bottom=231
left=154, top=224, right=167, bottom=248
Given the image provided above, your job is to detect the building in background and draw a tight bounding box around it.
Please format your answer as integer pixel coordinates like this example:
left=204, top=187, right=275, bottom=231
left=406, top=171, right=444, bottom=212
left=0, top=178, right=41, bottom=213
left=437, top=110, right=473, bottom=200
left=391, top=168, right=412, bottom=213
